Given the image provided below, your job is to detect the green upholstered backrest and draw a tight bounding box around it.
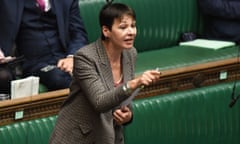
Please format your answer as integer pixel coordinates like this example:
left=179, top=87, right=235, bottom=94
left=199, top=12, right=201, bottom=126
left=79, top=0, right=203, bottom=52
left=124, top=81, right=240, bottom=144
left=0, top=116, right=57, bottom=144
left=79, top=0, right=103, bottom=43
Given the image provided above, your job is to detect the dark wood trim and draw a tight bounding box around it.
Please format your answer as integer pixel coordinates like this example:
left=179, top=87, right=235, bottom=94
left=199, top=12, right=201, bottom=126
left=1, top=57, right=240, bottom=126
left=137, top=57, right=240, bottom=98
left=0, top=89, right=69, bottom=126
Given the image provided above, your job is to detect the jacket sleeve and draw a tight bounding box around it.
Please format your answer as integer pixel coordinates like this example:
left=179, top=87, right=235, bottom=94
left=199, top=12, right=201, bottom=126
left=199, top=0, right=240, bottom=20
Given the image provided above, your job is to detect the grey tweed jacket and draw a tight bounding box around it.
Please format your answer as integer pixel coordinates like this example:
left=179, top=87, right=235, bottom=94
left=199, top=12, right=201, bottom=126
left=49, top=38, right=137, bottom=144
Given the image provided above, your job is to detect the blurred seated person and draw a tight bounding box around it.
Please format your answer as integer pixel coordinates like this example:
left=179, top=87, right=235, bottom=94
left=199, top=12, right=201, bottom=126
left=198, top=0, right=240, bottom=43
left=0, top=0, right=88, bottom=91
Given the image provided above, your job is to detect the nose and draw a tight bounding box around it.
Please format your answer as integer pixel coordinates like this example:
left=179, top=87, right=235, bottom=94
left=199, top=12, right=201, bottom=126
left=127, top=27, right=136, bottom=35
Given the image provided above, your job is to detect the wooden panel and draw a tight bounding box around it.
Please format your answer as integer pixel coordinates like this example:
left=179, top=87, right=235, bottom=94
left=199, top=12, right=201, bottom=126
left=0, top=89, right=69, bottom=126
left=137, top=57, right=240, bottom=98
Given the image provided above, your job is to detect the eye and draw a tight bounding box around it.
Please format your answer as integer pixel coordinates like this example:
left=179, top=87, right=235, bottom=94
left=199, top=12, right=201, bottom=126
left=119, top=26, right=126, bottom=30
left=131, top=23, right=136, bottom=28
left=119, top=24, right=127, bottom=29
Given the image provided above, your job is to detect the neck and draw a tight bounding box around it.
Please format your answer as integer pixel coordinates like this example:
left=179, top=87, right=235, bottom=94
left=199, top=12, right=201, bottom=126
left=102, top=40, right=122, bottom=63
left=102, top=40, right=123, bottom=84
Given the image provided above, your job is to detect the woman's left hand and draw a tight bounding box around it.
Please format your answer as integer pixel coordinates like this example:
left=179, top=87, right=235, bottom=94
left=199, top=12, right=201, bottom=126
left=113, top=106, right=132, bottom=125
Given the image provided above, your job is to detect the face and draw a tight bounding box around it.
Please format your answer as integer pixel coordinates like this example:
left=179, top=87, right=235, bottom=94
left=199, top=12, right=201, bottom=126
left=103, top=15, right=137, bottom=50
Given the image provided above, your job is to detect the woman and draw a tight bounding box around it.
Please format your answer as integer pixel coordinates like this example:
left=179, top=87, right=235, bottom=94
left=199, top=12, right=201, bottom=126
left=49, top=2, right=161, bottom=144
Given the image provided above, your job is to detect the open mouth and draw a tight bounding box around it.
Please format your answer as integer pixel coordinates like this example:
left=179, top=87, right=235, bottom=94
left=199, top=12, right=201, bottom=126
left=124, top=38, right=134, bottom=43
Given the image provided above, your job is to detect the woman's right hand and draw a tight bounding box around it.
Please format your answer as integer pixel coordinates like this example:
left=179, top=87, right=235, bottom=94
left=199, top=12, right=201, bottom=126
left=128, top=69, right=161, bottom=90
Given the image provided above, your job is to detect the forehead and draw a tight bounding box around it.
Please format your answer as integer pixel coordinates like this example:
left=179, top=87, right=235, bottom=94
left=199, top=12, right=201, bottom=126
left=114, top=14, right=136, bottom=24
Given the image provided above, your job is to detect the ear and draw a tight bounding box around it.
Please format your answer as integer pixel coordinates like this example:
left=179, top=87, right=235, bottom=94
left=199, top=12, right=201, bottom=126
left=102, top=26, right=110, bottom=38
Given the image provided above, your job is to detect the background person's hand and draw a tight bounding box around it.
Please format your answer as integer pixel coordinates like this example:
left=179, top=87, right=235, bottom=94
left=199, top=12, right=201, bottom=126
left=0, top=49, right=5, bottom=62
left=57, top=57, right=73, bottom=74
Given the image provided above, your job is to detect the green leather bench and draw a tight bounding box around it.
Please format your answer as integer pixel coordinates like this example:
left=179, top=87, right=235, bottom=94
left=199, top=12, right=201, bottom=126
left=1, top=81, right=240, bottom=144
left=0, top=116, right=57, bottom=144
left=124, top=81, right=240, bottom=144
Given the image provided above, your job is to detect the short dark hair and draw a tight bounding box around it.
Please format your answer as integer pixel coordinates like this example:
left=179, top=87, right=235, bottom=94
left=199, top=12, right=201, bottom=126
left=99, top=3, right=136, bottom=40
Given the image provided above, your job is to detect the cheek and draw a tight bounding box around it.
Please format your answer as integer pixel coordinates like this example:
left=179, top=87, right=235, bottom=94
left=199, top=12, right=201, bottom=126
left=133, top=31, right=137, bottom=37
left=115, top=32, right=125, bottom=39
left=134, top=28, right=137, bottom=35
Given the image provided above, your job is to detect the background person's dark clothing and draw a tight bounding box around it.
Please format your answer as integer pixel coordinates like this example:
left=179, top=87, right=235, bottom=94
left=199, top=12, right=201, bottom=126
left=198, top=0, right=240, bottom=43
left=0, top=0, right=88, bottom=91
left=0, top=67, right=13, bottom=94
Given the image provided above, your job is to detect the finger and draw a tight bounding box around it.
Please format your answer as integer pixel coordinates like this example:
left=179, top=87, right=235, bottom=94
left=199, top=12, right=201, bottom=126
left=114, top=108, right=129, bottom=119
left=142, top=73, right=154, bottom=82
left=120, top=106, right=130, bottom=112
left=113, top=111, right=123, bottom=123
left=147, top=71, right=161, bottom=81
left=142, top=76, right=154, bottom=86
left=57, top=60, right=63, bottom=68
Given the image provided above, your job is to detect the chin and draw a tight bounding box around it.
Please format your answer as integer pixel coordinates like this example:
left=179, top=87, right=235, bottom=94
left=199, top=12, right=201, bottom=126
left=125, top=43, right=134, bottom=48
left=124, top=47, right=133, bottom=50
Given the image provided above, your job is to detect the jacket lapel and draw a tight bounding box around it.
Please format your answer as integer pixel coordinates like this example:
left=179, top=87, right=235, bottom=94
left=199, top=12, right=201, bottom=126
left=96, top=39, right=114, bottom=90
left=122, top=50, right=132, bottom=83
